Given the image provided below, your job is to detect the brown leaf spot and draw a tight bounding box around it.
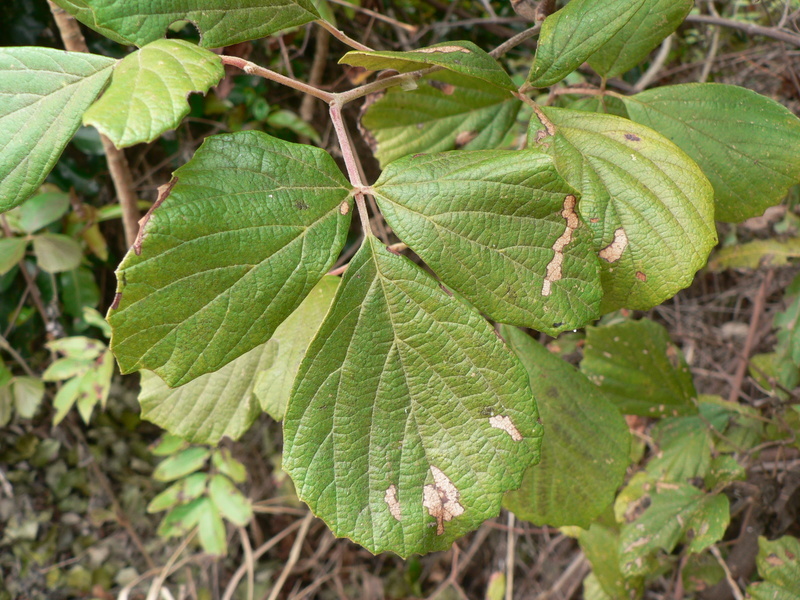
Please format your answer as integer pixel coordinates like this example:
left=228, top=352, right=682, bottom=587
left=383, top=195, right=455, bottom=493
left=489, top=415, right=523, bottom=441
left=423, top=466, right=464, bottom=535
left=542, top=195, right=579, bottom=296
left=766, top=553, right=785, bottom=567
left=625, top=133, right=641, bottom=142
left=339, top=201, right=350, bottom=216
left=635, top=271, right=646, bottom=282
left=416, top=46, right=470, bottom=54
left=295, top=201, right=309, bottom=210
left=384, top=485, right=401, bottom=521
left=454, top=130, right=479, bottom=149
left=429, top=80, right=456, bottom=95
left=110, top=292, right=123, bottom=310
left=598, top=227, right=628, bottom=263
left=134, top=177, right=177, bottom=256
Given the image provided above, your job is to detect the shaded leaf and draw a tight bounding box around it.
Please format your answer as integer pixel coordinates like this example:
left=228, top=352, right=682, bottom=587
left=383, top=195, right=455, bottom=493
left=502, top=327, right=630, bottom=528
left=32, top=233, right=83, bottom=273
left=708, top=238, right=800, bottom=271
left=283, top=237, right=541, bottom=557
left=17, top=190, right=70, bottom=232
left=623, top=84, right=800, bottom=222
left=530, top=108, right=716, bottom=312
left=51, top=0, right=320, bottom=48
left=341, top=41, right=515, bottom=91
left=255, top=276, right=339, bottom=421
left=578, top=522, right=644, bottom=600
left=373, top=150, right=600, bottom=335
left=0, top=238, right=27, bottom=276
left=0, top=47, right=115, bottom=212
left=581, top=319, right=698, bottom=417
left=59, top=268, right=101, bottom=318
left=84, top=40, right=224, bottom=148
left=362, top=71, right=521, bottom=167
left=108, top=131, right=353, bottom=387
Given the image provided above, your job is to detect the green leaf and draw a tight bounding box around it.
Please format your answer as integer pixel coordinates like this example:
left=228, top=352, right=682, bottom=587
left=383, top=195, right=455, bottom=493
left=340, top=41, right=516, bottom=91
left=83, top=40, right=224, bottom=149
left=776, top=279, right=800, bottom=374
left=255, top=276, right=339, bottom=421
left=147, top=472, right=208, bottom=513
left=527, top=0, right=647, bottom=88
left=158, top=496, right=206, bottom=538
left=51, top=0, right=320, bottom=48
left=362, top=71, right=522, bottom=167
left=108, top=131, right=353, bottom=387
left=52, top=375, right=83, bottom=425
left=708, top=238, right=800, bottom=271
left=747, top=536, right=800, bottom=600
left=372, top=150, right=600, bottom=335
left=139, top=342, right=275, bottom=444
left=17, top=191, right=70, bottom=232
left=197, top=498, right=227, bottom=556
left=501, top=327, right=630, bottom=528
left=619, top=486, right=729, bottom=577
left=581, top=319, right=698, bottom=417
left=42, top=358, right=90, bottom=382
left=0, top=238, right=27, bottom=276
left=0, top=47, right=115, bottom=212
left=530, top=108, right=716, bottom=312
left=587, top=0, right=692, bottom=78
left=208, top=474, right=252, bottom=526
left=646, top=402, right=730, bottom=483
left=577, top=522, right=644, bottom=600
left=59, top=268, right=101, bottom=318
left=283, top=237, right=542, bottom=557
left=11, top=377, right=44, bottom=419
left=267, top=109, right=321, bottom=143
left=75, top=349, right=114, bottom=422
left=211, top=448, right=247, bottom=484
left=622, top=84, right=800, bottom=222
left=47, top=337, right=104, bottom=361
left=153, top=447, right=211, bottom=482
left=31, top=233, right=83, bottom=273
left=151, top=434, right=189, bottom=457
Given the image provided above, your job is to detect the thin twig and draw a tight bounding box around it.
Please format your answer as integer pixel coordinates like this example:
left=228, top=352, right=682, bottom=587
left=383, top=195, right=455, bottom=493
left=633, top=34, right=673, bottom=93
left=326, top=0, right=418, bottom=32
left=0, top=333, right=36, bottom=377
left=685, top=13, right=800, bottom=47
left=220, top=55, right=334, bottom=103
left=315, top=19, right=373, bottom=51
left=238, top=526, right=255, bottom=600
left=145, top=529, right=197, bottom=600
left=505, top=512, right=516, bottom=600
left=299, top=26, right=330, bottom=144
left=47, top=0, right=140, bottom=248
left=490, top=24, right=542, bottom=58
left=709, top=545, right=745, bottom=600
left=265, top=513, right=314, bottom=600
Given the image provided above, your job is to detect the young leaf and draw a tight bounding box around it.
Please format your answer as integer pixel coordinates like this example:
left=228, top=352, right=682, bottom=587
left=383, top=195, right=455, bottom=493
left=0, top=48, right=115, bottom=212
left=51, top=0, right=320, bottom=48
left=108, top=131, right=353, bottom=387
left=138, top=342, right=275, bottom=444
left=340, top=41, right=516, bottom=91
left=153, top=447, right=211, bottom=482
left=211, top=448, right=247, bottom=484
left=618, top=485, right=729, bottom=577
left=501, top=326, right=630, bottom=528
left=151, top=434, right=189, bottom=457
left=147, top=472, right=208, bottom=513
left=362, top=71, right=521, bottom=167
left=373, top=150, right=601, bottom=335
left=527, top=0, right=647, bottom=88
left=587, top=0, right=692, bottom=78
left=530, top=108, right=716, bottom=312
left=197, top=498, right=227, bottom=556
left=283, top=237, right=542, bottom=557
left=17, top=191, right=71, bottom=232
left=31, top=233, right=83, bottom=273
left=0, top=238, right=27, bottom=276
left=708, top=238, right=800, bottom=271
left=83, top=40, right=224, bottom=148
left=208, top=474, right=252, bottom=526
left=747, top=536, right=800, bottom=599
left=581, top=319, right=697, bottom=417
left=622, top=84, right=800, bottom=222
left=255, top=275, right=339, bottom=421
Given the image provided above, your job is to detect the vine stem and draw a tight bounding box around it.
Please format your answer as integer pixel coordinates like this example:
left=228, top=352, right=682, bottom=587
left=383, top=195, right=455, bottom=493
left=329, top=102, right=372, bottom=236
left=315, top=19, right=373, bottom=51
left=47, top=0, right=140, bottom=249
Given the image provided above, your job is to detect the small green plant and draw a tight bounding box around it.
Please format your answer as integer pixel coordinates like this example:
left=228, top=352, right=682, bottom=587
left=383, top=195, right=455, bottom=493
left=2, top=0, right=800, bottom=593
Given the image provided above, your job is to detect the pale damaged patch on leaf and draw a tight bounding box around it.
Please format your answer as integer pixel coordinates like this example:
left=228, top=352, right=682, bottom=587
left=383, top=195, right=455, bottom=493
left=489, top=415, right=523, bottom=441
left=339, top=201, right=350, bottom=216
left=384, top=484, right=402, bottom=521
left=598, top=227, right=628, bottom=263
left=542, top=194, right=578, bottom=296
left=423, top=466, right=464, bottom=535
left=416, top=46, right=471, bottom=54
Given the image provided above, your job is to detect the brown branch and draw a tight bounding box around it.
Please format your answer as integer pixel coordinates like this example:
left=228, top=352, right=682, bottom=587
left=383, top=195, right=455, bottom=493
left=47, top=1, right=140, bottom=249
left=685, top=13, right=800, bottom=48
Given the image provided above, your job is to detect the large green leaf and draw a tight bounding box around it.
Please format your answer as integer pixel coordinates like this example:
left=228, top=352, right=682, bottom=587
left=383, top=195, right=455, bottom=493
left=373, top=150, right=601, bottom=335
left=51, top=0, right=320, bottom=48
left=255, top=275, right=339, bottom=421
left=139, top=342, right=275, bottom=444
left=83, top=40, right=224, bottom=149
left=501, top=327, right=630, bottom=528
left=362, top=71, right=521, bottom=167
left=283, top=237, right=542, bottom=557
left=340, top=41, right=516, bottom=91
left=747, top=536, right=800, bottom=600
left=530, top=108, right=716, bottom=312
left=108, top=131, right=353, bottom=387
left=527, top=0, right=647, bottom=88
left=581, top=319, right=698, bottom=417
left=588, top=0, right=692, bottom=78
left=0, top=47, right=115, bottom=212
left=623, top=84, right=800, bottom=222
